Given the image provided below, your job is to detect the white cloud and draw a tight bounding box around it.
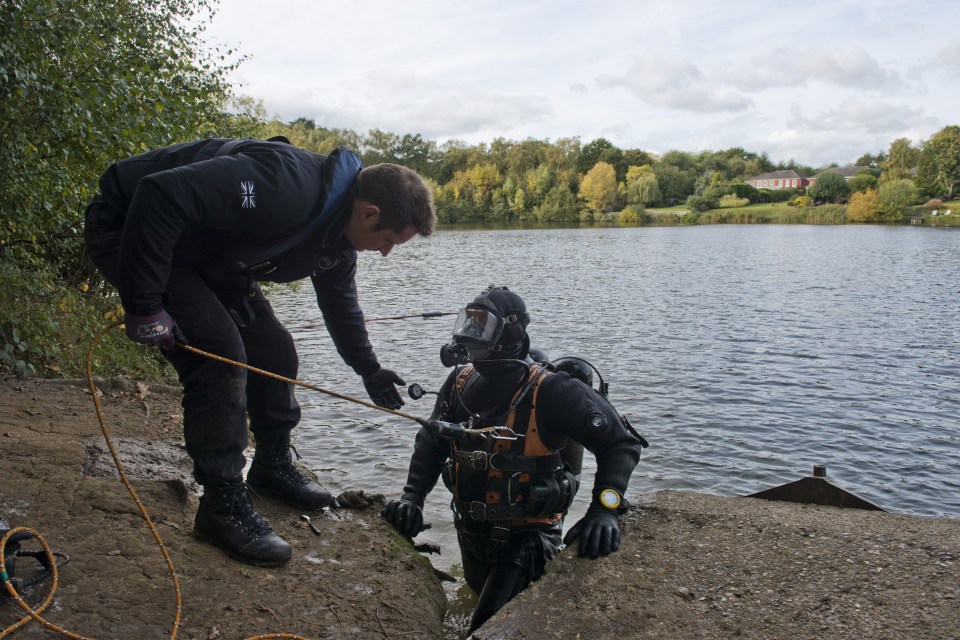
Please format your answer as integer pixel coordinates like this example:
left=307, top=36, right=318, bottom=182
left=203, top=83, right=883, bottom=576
left=237, top=69, right=554, bottom=140
left=785, top=99, right=934, bottom=135
left=731, top=47, right=903, bottom=91
left=203, top=0, right=960, bottom=166
left=938, top=40, right=960, bottom=77
left=597, top=53, right=754, bottom=113
left=760, top=100, right=940, bottom=166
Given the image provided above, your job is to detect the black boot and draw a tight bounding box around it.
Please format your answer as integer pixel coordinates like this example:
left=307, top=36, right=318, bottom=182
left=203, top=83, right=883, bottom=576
left=194, top=480, right=292, bottom=567
left=247, top=434, right=334, bottom=510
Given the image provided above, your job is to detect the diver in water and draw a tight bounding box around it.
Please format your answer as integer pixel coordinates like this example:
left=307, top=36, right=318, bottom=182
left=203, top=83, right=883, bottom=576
left=381, top=285, right=647, bottom=633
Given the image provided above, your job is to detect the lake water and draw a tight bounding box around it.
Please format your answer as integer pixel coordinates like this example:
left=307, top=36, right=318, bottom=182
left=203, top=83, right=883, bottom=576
left=271, top=224, right=960, bottom=573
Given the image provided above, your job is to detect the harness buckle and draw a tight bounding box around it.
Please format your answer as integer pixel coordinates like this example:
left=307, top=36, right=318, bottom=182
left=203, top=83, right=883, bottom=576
left=469, top=501, right=487, bottom=522
left=470, top=451, right=488, bottom=471
left=490, top=526, right=510, bottom=543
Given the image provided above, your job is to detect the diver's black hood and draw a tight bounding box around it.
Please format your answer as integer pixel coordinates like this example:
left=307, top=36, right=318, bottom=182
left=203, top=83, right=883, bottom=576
left=467, top=286, right=530, bottom=373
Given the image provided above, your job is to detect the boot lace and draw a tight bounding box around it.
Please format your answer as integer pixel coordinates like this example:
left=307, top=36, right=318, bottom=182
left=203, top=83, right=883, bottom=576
left=257, top=445, right=311, bottom=488
left=221, top=483, right=272, bottom=537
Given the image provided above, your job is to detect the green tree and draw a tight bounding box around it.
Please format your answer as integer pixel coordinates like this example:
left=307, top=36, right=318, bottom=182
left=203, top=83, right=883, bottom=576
left=684, top=195, right=712, bottom=213
left=881, top=138, right=920, bottom=182
left=391, top=133, right=439, bottom=179
left=653, top=163, right=696, bottom=203
left=362, top=129, right=401, bottom=165
left=730, top=182, right=760, bottom=202
left=659, top=150, right=696, bottom=172
left=622, top=149, right=655, bottom=170
left=532, top=183, right=578, bottom=222
left=916, top=125, right=960, bottom=199
left=433, top=139, right=471, bottom=184
left=578, top=162, right=617, bottom=213
left=545, top=137, right=581, bottom=173
left=0, top=0, right=238, bottom=275
left=624, top=166, right=661, bottom=206
left=855, top=151, right=886, bottom=175
left=227, top=95, right=271, bottom=139
left=510, top=188, right=527, bottom=218
left=577, top=138, right=617, bottom=175
left=516, top=164, right=552, bottom=210
left=878, top=179, right=919, bottom=221
left=0, top=0, right=237, bottom=378
left=848, top=172, right=878, bottom=194
left=506, top=138, right=548, bottom=177
left=743, top=152, right=775, bottom=181
left=808, top=171, right=851, bottom=203
left=598, top=147, right=628, bottom=182
left=464, top=163, right=502, bottom=212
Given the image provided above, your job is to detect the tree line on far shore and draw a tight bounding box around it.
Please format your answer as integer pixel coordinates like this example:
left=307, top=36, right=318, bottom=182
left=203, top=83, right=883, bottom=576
left=249, top=113, right=959, bottom=226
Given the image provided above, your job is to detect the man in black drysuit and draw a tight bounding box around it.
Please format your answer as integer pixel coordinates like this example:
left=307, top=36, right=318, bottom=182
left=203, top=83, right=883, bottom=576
left=84, top=136, right=436, bottom=567
left=381, top=286, right=646, bottom=633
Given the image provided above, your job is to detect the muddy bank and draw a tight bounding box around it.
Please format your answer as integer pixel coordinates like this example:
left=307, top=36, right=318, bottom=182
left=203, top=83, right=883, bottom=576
left=3, top=377, right=959, bottom=640
left=475, top=491, right=960, bottom=640
left=1, top=378, right=445, bottom=639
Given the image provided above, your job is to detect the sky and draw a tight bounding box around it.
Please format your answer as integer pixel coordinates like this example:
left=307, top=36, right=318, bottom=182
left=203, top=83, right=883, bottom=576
left=202, top=0, right=960, bottom=168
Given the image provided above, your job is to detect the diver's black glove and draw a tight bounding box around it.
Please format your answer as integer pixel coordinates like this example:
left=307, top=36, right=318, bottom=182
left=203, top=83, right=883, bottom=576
left=380, top=498, right=424, bottom=538
left=563, top=506, right=621, bottom=559
left=363, top=367, right=406, bottom=410
left=124, top=311, right=187, bottom=350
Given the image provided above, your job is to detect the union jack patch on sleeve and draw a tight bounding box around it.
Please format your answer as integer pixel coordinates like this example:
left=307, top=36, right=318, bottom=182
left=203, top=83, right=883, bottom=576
left=240, top=181, right=256, bottom=208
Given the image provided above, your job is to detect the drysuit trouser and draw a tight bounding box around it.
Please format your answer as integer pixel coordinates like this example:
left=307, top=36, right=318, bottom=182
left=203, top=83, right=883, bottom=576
left=84, top=201, right=301, bottom=485
left=457, top=523, right=562, bottom=633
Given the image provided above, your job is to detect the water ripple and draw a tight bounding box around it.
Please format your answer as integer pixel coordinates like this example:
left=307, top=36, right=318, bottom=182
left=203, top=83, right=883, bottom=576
left=269, top=225, right=960, bottom=569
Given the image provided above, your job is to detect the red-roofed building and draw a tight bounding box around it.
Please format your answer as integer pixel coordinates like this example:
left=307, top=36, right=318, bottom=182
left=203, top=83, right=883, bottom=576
left=745, top=170, right=808, bottom=190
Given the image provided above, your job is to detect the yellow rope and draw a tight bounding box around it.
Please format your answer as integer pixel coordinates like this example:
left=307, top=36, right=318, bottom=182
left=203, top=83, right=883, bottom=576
left=1, top=527, right=60, bottom=638
left=176, top=343, right=425, bottom=423
left=0, top=322, right=308, bottom=640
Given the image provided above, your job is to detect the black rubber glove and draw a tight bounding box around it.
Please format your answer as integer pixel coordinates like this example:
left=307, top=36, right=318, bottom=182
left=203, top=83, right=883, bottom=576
left=380, top=498, right=423, bottom=538
left=363, top=368, right=405, bottom=410
left=124, top=311, right=186, bottom=350
left=563, top=506, right=621, bottom=559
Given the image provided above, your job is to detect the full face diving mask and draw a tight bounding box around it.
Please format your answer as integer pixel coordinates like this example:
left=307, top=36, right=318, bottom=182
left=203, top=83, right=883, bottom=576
left=440, top=304, right=525, bottom=365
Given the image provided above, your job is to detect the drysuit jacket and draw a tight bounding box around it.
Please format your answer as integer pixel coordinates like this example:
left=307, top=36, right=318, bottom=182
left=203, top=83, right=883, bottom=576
left=399, top=363, right=645, bottom=533
left=92, top=137, right=378, bottom=377
left=85, top=138, right=380, bottom=484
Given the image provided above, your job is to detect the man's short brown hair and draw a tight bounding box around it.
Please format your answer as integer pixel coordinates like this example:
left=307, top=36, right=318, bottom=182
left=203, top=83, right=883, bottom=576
left=356, top=164, right=436, bottom=237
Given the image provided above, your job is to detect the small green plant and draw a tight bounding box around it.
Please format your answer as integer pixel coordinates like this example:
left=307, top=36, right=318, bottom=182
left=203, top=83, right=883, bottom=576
left=618, top=205, right=645, bottom=225
left=685, top=195, right=711, bottom=214
left=719, top=194, right=751, bottom=208
left=0, top=260, right=171, bottom=381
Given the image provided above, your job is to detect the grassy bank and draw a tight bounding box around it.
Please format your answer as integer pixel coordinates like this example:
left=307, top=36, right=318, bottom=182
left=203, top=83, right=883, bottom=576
left=643, top=200, right=960, bottom=226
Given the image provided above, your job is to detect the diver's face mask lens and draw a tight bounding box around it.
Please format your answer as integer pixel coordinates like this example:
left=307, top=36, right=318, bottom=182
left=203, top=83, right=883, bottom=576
left=451, top=306, right=504, bottom=350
